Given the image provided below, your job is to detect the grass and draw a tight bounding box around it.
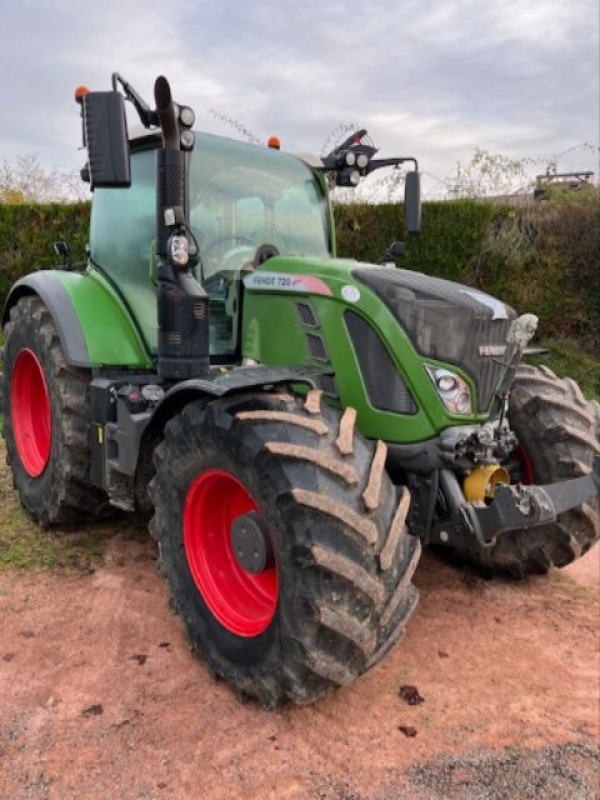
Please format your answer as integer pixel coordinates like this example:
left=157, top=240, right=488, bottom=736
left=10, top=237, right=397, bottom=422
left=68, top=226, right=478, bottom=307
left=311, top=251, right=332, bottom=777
left=0, top=445, right=139, bottom=572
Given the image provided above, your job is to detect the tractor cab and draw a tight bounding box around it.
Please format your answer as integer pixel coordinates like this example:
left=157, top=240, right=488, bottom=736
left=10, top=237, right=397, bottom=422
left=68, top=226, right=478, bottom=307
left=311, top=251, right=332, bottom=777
left=90, top=128, right=332, bottom=362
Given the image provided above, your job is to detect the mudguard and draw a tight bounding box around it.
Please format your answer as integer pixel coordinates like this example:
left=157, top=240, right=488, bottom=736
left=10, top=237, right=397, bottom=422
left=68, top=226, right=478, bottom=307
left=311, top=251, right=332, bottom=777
left=148, top=364, right=326, bottom=432
left=2, top=269, right=152, bottom=369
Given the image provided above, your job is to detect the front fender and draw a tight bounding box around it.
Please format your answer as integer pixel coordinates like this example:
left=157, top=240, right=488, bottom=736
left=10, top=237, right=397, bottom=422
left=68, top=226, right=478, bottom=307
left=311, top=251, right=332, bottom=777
left=3, top=269, right=152, bottom=369
left=150, top=364, right=324, bottom=430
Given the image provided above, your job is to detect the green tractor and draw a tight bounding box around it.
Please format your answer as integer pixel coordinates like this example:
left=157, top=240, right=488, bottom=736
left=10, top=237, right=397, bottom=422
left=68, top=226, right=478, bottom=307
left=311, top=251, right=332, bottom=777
left=2, top=75, right=598, bottom=706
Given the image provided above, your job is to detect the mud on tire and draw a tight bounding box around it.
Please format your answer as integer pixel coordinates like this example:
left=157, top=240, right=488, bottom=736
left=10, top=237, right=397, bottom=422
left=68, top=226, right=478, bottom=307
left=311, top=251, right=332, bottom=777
left=150, top=388, right=421, bottom=706
left=1, top=296, right=110, bottom=526
left=451, top=365, right=600, bottom=577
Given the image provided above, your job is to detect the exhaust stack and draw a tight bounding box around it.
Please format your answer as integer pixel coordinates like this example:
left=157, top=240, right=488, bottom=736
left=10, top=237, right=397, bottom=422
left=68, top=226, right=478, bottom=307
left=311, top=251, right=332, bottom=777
left=154, top=76, right=209, bottom=380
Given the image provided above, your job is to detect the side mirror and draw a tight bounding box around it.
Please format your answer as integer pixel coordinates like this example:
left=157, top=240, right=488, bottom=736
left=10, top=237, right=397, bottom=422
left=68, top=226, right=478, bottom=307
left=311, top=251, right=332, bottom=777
left=404, top=170, right=421, bottom=235
left=53, top=241, right=71, bottom=260
left=380, top=240, right=405, bottom=265
left=82, top=91, right=131, bottom=190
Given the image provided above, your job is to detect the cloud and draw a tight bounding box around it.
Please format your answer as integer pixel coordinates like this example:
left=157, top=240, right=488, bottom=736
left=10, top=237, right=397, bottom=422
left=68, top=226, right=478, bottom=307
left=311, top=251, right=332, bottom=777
left=0, top=0, right=597, bottom=196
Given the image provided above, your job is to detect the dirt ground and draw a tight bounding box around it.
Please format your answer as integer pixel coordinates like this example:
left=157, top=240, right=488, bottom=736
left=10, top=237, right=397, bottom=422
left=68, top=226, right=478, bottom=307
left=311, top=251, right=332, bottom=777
left=1, top=511, right=598, bottom=800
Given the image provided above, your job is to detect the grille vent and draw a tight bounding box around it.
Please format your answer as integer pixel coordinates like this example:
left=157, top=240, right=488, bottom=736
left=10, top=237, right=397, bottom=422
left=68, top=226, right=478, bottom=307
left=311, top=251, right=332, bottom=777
left=320, top=374, right=338, bottom=398
left=306, top=333, right=328, bottom=362
left=296, top=302, right=319, bottom=327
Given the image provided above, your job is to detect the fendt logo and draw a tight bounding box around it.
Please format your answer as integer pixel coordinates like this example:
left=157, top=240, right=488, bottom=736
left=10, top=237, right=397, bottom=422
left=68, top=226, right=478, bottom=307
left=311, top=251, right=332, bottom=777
left=479, top=345, right=507, bottom=357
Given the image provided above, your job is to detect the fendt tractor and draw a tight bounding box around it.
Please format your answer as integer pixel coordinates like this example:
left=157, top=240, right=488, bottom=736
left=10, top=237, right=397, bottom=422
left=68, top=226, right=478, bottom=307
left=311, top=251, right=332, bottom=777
left=2, top=75, right=599, bottom=706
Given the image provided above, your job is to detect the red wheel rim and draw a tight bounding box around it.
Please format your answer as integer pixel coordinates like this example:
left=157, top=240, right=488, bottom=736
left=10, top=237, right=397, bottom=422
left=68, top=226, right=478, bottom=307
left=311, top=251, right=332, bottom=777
left=515, top=444, right=534, bottom=485
left=183, top=470, right=279, bottom=637
left=10, top=349, right=52, bottom=478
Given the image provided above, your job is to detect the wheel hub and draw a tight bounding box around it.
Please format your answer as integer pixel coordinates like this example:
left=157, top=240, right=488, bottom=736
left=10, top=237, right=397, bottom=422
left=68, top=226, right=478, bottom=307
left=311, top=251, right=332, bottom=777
left=183, top=469, right=279, bottom=637
left=230, top=511, right=272, bottom=574
left=10, top=349, right=52, bottom=477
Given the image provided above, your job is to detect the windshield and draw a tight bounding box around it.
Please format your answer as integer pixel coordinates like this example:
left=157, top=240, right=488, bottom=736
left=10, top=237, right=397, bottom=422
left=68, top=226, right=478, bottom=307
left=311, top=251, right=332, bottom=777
left=188, top=133, right=331, bottom=360
left=189, top=133, right=331, bottom=279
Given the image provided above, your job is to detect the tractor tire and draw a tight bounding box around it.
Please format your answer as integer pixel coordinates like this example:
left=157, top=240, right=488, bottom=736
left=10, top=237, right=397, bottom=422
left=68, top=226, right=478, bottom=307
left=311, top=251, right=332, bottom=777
left=592, top=400, right=600, bottom=441
left=149, top=388, right=421, bottom=706
left=1, top=296, right=110, bottom=526
left=449, top=365, right=600, bottom=578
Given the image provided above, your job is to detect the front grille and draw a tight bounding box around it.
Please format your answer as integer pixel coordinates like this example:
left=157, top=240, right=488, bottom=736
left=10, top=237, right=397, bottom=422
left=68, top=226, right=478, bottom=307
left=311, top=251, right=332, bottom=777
left=459, top=317, right=514, bottom=410
left=354, top=267, right=517, bottom=412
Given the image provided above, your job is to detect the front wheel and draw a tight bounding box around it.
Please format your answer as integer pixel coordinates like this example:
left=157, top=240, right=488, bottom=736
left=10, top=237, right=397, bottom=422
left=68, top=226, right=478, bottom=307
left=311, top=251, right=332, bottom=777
left=150, top=389, right=421, bottom=706
left=447, top=366, right=600, bottom=577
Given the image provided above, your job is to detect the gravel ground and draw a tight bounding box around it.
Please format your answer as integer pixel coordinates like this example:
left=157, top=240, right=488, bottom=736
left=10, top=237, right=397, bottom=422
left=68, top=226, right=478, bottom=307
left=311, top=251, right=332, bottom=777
left=407, top=742, right=600, bottom=800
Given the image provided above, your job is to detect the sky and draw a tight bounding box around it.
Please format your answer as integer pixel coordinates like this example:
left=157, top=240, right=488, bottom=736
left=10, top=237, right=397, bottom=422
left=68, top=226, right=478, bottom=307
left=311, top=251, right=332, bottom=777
left=0, top=0, right=598, bottom=198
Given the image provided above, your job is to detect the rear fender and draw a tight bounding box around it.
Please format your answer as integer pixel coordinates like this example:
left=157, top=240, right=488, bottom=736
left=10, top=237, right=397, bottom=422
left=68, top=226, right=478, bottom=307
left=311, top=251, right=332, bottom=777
left=2, top=270, right=152, bottom=369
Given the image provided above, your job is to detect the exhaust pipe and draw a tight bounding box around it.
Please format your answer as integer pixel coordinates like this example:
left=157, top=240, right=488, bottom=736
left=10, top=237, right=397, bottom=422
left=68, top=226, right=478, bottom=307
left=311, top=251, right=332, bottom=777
left=154, top=76, right=180, bottom=151
left=154, top=76, right=210, bottom=381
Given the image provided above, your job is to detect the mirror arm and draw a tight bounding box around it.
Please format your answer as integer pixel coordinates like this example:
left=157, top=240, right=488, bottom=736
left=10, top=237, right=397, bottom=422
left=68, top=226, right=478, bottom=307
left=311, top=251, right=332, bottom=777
left=365, top=156, right=419, bottom=174
left=112, top=72, right=159, bottom=129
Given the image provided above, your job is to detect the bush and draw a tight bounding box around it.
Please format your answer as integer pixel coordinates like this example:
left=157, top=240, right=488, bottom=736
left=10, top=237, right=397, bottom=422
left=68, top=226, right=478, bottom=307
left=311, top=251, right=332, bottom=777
left=1, top=197, right=598, bottom=351
left=336, top=198, right=599, bottom=350
left=0, top=204, right=90, bottom=308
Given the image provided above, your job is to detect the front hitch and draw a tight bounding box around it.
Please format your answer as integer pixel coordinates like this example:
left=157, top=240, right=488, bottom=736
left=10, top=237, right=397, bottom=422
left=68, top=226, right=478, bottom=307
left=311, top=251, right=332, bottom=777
left=431, top=456, right=600, bottom=548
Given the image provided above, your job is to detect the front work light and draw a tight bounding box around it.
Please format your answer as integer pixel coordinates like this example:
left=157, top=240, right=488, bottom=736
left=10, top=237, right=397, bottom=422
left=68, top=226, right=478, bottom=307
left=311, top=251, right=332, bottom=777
left=336, top=167, right=361, bottom=187
left=170, top=234, right=190, bottom=267
left=179, top=106, right=195, bottom=127
left=180, top=130, right=195, bottom=151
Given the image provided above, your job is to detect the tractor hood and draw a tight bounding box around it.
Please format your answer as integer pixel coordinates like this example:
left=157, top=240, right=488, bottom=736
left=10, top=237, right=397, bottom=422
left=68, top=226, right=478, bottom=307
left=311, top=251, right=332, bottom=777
left=353, top=267, right=518, bottom=412
left=244, top=254, right=520, bottom=418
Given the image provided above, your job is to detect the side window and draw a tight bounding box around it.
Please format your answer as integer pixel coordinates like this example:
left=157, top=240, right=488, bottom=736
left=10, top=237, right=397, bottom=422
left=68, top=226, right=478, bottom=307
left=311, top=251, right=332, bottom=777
left=89, top=148, right=158, bottom=350
left=90, top=149, right=156, bottom=293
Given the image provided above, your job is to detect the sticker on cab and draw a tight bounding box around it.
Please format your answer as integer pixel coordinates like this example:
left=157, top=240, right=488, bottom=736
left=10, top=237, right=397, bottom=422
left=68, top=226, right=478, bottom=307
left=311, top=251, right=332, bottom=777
left=244, top=272, right=332, bottom=296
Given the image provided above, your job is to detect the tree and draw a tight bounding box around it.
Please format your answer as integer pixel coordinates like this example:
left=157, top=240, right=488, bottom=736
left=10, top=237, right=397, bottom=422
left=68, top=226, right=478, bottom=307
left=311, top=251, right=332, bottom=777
left=444, top=149, right=532, bottom=199
left=0, top=154, right=88, bottom=204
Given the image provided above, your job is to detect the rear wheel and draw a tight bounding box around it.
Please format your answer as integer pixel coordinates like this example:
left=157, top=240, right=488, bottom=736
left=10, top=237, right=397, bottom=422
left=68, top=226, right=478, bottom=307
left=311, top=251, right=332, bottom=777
left=1, top=296, right=110, bottom=526
left=150, top=389, right=421, bottom=706
left=448, top=366, right=600, bottom=577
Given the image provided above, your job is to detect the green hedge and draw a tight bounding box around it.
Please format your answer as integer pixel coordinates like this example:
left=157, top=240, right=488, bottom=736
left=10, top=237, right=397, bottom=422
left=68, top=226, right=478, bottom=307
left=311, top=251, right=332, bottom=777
left=1, top=199, right=598, bottom=350
left=0, top=204, right=91, bottom=310
left=336, top=199, right=600, bottom=350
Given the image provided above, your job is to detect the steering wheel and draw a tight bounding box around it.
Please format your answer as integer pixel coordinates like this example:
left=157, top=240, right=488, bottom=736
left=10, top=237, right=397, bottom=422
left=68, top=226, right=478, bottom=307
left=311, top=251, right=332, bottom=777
left=203, top=235, right=254, bottom=259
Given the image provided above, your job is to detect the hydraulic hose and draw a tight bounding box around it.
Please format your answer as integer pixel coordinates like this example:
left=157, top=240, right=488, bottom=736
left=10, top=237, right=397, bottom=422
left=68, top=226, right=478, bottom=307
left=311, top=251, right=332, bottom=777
left=154, top=76, right=180, bottom=150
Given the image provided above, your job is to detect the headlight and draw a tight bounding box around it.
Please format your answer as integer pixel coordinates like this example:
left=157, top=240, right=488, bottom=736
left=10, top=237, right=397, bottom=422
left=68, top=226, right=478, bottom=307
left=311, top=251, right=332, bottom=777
left=169, top=234, right=189, bottom=267
left=426, top=366, right=473, bottom=415
left=437, top=373, right=457, bottom=392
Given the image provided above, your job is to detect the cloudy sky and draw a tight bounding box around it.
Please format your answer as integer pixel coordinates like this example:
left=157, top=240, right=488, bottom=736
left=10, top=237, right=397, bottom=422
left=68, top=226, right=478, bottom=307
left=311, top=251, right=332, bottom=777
left=1, top=0, right=598, bottom=196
